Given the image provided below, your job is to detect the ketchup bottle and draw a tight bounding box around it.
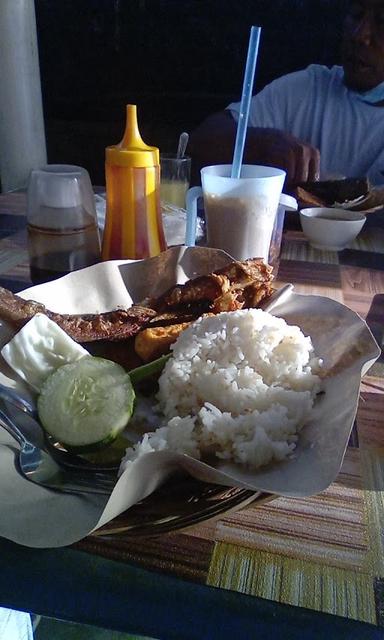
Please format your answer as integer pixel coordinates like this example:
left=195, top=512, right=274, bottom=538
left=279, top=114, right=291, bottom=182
left=102, top=104, right=166, bottom=260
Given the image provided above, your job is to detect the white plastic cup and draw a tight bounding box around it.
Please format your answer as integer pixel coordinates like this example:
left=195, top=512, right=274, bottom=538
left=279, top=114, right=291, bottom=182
left=187, top=164, right=289, bottom=261
left=26, top=164, right=101, bottom=284
left=27, top=164, right=97, bottom=229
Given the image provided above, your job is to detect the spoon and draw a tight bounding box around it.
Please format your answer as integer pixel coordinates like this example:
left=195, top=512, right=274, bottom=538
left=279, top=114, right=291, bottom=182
left=0, top=385, right=119, bottom=472
left=0, top=356, right=170, bottom=473
left=0, top=407, right=115, bottom=495
left=176, top=131, right=189, bottom=159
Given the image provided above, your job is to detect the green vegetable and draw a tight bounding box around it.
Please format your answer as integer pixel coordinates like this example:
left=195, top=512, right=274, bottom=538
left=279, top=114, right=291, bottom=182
left=128, top=353, right=171, bottom=386
left=38, top=356, right=135, bottom=452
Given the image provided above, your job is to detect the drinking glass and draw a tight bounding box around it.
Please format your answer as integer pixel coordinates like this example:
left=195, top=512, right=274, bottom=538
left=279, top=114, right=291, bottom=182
left=160, top=154, right=191, bottom=209
left=27, top=165, right=101, bottom=284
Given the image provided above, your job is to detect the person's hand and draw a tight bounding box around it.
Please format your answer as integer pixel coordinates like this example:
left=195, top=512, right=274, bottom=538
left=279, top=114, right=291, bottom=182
left=246, top=128, right=321, bottom=186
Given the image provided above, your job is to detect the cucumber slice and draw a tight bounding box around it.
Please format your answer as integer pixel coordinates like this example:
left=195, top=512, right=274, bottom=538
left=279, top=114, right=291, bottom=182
left=38, top=356, right=135, bottom=451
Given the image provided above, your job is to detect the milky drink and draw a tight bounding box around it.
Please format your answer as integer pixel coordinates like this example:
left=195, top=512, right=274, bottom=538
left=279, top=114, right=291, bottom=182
left=205, top=194, right=277, bottom=261
left=200, top=165, right=286, bottom=262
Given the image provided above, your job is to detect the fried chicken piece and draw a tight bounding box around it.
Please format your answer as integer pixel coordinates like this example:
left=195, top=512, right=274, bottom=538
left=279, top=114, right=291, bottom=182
left=152, top=274, right=231, bottom=312
left=215, top=257, right=273, bottom=288
left=241, top=282, right=274, bottom=308
left=211, top=290, right=244, bottom=313
left=151, top=258, right=273, bottom=315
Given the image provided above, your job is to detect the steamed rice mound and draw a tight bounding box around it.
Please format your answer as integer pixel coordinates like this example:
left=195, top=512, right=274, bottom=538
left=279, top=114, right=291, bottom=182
left=120, top=309, right=322, bottom=472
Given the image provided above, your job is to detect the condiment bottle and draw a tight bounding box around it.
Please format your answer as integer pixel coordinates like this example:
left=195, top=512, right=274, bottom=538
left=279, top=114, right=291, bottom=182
left=102, top=104, right=166, bottom=260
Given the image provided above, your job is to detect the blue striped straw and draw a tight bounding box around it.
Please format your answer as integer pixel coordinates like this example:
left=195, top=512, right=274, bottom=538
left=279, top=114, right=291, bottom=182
left=231, top=26, right=261, bottom=179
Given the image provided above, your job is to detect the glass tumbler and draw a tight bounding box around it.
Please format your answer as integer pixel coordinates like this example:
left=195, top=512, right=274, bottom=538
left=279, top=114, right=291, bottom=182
left=27, top=165, right=101, bottom=284
left=160, top=154, right=191, bottom=209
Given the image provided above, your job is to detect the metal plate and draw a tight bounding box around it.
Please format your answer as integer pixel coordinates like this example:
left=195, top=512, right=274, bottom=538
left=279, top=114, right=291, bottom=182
left=45, top=436, right=273, bottom=537
left=91, top=475, right=273, bottom=538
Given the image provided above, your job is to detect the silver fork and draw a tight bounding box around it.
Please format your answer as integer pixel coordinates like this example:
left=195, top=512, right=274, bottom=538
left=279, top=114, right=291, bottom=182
left=0, top=408, right=116, bottom=495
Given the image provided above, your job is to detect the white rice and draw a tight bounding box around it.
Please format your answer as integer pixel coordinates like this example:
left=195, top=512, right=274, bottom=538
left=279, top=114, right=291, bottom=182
left=119, top=309, right=322, bottom=473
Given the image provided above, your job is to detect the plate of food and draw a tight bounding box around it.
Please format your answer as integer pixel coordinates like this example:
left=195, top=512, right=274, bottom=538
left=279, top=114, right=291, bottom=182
left=0, top=246, right=379, bottom=547
left=295, top=177, right=384, bottom=213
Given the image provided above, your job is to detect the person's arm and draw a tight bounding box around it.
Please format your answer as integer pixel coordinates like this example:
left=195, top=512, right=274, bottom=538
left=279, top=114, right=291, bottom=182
left=189, top=110, right=320, bottom=187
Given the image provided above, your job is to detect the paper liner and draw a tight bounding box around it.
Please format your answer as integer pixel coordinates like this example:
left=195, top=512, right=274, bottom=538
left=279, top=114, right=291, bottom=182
left=0, top=246, right=380, bottom=547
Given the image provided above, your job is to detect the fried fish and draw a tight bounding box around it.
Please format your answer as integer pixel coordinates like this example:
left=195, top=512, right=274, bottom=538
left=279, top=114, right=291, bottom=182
left=0, top=287, right=156, bottom=342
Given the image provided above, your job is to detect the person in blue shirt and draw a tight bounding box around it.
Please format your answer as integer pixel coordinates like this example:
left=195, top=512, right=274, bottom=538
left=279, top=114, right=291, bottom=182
left=190, top=0, right=384, bottom=187
left=0, top=607, right=34, bottom=640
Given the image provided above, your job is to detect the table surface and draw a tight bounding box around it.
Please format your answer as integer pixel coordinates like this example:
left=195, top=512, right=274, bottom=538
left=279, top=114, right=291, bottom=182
left=0, top=192, right=383, bottom=639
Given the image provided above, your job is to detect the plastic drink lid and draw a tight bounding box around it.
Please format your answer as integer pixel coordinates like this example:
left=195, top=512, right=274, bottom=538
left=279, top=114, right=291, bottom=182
left=106, top=105, right=159, bottom=168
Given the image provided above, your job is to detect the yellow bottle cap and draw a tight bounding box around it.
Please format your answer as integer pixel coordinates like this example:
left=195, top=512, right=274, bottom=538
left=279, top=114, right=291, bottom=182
left=105, top=104, right=159, bottom=168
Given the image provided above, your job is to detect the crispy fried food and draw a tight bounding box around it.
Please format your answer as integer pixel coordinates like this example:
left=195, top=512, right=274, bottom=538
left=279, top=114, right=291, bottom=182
left=152, top=258, right=273, bottom=316
left=216, top=257, right=273, bottom=287
left=50, top=307, right=157, bottom=343
left=153, top=274, right=229, bottom=311
left=134, top=259, right=274, bottom=360
left=0, top=288, right=46, bottom=324
left=294, top=186, right=326, bottom=208
left=134, top=322, right=191, bottom=362
left=0, top=258, right=274, bottom=345
left=295, top=178, right=370, bottom=208
left=0, top=287, right=156, bottom=343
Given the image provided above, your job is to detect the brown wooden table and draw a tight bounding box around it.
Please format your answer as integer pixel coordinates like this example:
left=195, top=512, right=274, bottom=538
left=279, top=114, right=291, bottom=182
left=0, top=191, right=383, bottom=639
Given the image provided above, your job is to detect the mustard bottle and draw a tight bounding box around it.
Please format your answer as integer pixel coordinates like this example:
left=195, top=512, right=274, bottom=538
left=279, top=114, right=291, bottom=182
left=102, top=104, right=166, bottom=260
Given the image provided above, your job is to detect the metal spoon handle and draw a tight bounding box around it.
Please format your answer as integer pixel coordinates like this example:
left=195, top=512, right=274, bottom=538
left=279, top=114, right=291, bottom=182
left=0, top=384, right=37, bottom=417
left=0, top=408, right=31, bottom=448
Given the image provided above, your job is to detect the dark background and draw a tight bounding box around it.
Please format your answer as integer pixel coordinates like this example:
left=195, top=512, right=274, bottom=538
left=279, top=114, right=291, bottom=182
left=35, top=0, right=347, bottom=185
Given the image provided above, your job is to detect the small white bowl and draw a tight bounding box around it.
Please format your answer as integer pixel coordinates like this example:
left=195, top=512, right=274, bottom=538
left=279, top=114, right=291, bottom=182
left=299, top=207, right=366, bottom=251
